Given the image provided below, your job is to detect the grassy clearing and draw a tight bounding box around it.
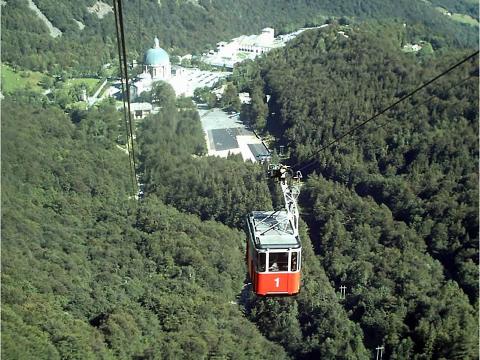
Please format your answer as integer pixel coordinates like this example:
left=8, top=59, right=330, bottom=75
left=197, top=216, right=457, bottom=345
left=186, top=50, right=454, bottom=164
left=65, top=78, right=101, bottom=96
left=1, top=64, right=44, bottom=93
left=450, top=13, right=479, bottom=26
left=433, top=6, right=478, bottom=27
left=1, top=64, right=102, bottom=97
left=434, top=6, right=449, bottom=15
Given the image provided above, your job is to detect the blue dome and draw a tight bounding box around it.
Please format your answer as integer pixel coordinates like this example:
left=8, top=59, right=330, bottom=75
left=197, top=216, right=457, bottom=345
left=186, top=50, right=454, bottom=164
left=144, top=47, right=169, bottom=66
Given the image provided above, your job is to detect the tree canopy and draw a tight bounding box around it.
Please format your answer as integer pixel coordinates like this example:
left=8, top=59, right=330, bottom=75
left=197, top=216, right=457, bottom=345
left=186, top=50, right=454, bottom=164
left=234, top=22, right=478, bottom=358
left=1, top=97, right=288, bottom=359
left=2, top=0, right=477, bottom=73
left=2, top=5, right=478, bottom=359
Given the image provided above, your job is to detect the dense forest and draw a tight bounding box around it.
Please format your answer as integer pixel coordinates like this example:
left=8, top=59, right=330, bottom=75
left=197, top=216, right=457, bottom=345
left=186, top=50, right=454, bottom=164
left=2, top=1, right=479, bottom=359
left=233, top=23, right=479, bottom=357
left=2, top=97, right=292, bottom=359
left=1, top=0, right=478, bottom=73
left=137, top=89, right=372, bottom=358
left=2, top=91, right=372, bottom=358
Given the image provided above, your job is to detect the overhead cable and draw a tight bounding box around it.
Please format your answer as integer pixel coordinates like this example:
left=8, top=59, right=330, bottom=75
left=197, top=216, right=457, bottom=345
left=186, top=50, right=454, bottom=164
left=339, top=74, right=477, bottom=152
left=113, top=0, right=138, bottom=194
left=297, top=51, right=479, bottom=173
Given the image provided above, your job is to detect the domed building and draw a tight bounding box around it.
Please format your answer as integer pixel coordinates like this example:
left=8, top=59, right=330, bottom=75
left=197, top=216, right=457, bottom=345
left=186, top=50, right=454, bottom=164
left=128, top=35, right=229, bottom=102
left=131, top=37, right=171, bottom=98
left=144, top=37, right=171, bottom=81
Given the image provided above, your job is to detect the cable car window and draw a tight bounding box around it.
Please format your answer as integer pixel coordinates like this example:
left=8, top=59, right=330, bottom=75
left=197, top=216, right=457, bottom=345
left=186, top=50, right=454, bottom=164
left=257, top=252, right=266, bottom=272
left=269, top=252, right=288, bottom=272
left=291, top=251, right=298, bottom=272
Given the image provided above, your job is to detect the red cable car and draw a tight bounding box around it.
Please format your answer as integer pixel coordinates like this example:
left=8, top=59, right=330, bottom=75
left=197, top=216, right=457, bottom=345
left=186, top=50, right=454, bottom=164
left=246, top=165, right=302, bottom=296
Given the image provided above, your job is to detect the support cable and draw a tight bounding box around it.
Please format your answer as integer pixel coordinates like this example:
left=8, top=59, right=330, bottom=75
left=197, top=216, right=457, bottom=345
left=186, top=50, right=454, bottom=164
left=336, top=74, right=476, bottom=153
left=113, top=0, right=138, bottom=194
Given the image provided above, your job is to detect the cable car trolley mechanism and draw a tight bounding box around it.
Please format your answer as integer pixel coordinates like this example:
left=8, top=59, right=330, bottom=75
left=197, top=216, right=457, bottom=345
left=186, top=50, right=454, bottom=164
left=246, top=164, right=303, bottom=296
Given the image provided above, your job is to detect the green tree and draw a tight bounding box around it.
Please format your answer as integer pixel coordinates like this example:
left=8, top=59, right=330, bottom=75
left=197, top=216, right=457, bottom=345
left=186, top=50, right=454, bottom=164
left=221, top=83, right=241, bottom=112
left=39, top=75, right=54, bottom=90
left=151, top=81, right=176, bottom=108
left=250, top=90, right=268, bottom=131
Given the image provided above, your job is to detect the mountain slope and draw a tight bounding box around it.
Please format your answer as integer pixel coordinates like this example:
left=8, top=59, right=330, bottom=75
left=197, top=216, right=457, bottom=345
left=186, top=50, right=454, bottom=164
left=1, top=97, right=287, bottom=359
left=1, top=0, right=477, bottom=72
left=235, top=23, right=478, bottom=358
left=136, top=91, right=370, bottom=358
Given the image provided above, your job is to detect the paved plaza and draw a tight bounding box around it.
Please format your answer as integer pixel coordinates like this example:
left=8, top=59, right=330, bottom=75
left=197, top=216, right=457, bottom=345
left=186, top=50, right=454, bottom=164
left=198, top=106, right=269, bottom=162
left=169, top=68, right=230, bottom=97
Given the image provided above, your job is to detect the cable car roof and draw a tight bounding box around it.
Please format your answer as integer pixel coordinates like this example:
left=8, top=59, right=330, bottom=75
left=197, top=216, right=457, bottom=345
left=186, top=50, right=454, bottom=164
left=248, top=211, right=301, bottom=249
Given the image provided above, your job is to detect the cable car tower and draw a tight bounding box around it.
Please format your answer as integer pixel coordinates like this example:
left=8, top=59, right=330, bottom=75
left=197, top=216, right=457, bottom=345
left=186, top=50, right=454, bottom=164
left=246, top=164, right=302, bottom=296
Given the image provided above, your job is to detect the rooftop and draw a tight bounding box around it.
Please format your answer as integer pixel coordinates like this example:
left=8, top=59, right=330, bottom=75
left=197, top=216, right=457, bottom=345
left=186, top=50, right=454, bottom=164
left=144, top=37, right=169, bottom=66
left=130, top=102, right=153, bottom=111
left=144, top=48, right=169, bottom=66
left=248, top=211, right=301, bottom=249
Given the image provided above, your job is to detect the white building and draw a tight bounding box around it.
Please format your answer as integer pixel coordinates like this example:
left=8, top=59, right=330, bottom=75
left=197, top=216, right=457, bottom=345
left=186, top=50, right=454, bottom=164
left=204, top=28, right=278, bottom=68
left=130, top=102, right=159, bottom=120
left=236, top=27, right=275, bottom=54
left=131, top=37, right=171, bottom=97
left=144, top=37, right=171, bottom=81
left=129, top=37, right=229, bottom=99
left=204, top=25, right=330, bottom=69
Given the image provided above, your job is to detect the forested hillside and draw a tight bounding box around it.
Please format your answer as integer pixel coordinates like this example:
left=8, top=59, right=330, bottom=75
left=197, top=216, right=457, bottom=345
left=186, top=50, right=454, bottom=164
left=138, top=91, right=272, bottom=229
left=1, top=97, right=291, bottom=359
left=2, top=91, right=372, bottom=359
left=2, top=0, right=477, bottom=73
left=137, top=88, right=372, bottom=358
left=2, top=1, right=478, bottom=358
left=235, top=23, right=478, bottom=358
